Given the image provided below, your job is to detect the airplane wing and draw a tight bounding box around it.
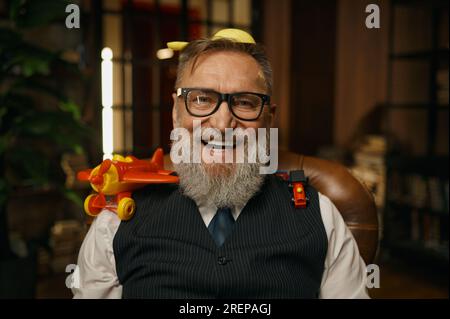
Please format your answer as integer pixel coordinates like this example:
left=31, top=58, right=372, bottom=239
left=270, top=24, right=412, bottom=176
left=122, top=171, right=179, bottom=183
left=157, top=169, right=176, bottom=175
left=77, top=169, right=92, bottom=181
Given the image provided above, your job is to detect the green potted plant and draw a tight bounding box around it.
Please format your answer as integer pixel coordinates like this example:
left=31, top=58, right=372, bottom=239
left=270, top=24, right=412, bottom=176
left=0, top=0, right=91, bottom=297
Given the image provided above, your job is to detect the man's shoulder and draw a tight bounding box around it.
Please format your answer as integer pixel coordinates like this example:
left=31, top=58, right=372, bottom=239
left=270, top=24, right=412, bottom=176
left=317, top=192, right=334, bottom=210
left=132, top=183, right=179, bottom=200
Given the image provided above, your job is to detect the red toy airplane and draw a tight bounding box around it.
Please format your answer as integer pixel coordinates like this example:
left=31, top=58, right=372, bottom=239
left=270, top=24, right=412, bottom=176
left=77, top=148, right=179, bottom=220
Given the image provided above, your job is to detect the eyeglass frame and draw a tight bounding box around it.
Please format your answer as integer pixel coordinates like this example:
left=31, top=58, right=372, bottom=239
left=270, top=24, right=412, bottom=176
left=176, top=87, right=271, bottom=121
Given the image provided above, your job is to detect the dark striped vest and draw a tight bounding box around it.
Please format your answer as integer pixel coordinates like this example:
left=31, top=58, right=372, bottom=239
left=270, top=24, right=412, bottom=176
left=113, top=175, right=328, bottom=298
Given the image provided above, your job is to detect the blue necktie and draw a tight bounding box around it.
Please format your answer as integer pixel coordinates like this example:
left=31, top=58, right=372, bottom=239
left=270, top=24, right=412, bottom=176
left=208, top=207, right=235, bottom=247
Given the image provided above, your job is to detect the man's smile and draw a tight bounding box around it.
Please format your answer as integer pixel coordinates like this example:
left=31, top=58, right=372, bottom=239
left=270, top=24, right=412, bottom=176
left=201, top=137, right=238, bottom=150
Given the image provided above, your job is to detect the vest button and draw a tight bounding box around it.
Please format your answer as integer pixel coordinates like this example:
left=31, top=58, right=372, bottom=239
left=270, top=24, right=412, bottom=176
left=217, top=256, right=228, bottom=265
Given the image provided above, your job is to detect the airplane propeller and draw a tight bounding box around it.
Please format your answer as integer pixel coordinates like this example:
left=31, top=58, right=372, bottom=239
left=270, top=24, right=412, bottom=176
left=90, top=159, right=112, bottom=187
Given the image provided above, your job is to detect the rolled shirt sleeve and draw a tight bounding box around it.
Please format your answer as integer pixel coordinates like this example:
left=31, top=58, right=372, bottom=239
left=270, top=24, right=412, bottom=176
left=72, top=210, right=123, bottom=299
left=318, top=193, right=370, bottom=299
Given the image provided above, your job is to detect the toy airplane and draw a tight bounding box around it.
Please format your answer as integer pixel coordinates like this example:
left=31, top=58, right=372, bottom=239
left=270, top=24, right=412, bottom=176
left=77, top=148, right=179, bottom=221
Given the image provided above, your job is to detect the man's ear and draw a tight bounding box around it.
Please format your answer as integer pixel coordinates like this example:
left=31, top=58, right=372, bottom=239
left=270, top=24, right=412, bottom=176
left=172, top=93, right=178, bottom=128
left=268, top=103, right=277, bottom=127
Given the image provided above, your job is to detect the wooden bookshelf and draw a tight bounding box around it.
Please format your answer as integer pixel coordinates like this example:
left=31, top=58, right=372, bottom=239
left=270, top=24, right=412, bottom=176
left=387, top=201, right=448, bottom=218
left=383, top=0, right=449, bottom=267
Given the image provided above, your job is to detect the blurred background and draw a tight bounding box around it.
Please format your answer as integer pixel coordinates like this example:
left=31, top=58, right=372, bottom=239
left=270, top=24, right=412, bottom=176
left=0, top=0, right=448, bottom=298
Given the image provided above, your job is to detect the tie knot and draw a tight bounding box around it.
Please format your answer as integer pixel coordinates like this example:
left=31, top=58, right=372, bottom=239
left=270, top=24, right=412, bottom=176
left=208, top=207, right=235, bottom=247
left=217, top=207, right=233, bottom=216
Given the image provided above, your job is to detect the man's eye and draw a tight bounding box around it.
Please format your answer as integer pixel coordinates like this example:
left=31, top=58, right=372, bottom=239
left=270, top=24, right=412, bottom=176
left=234, top=99, right=257, bottom=108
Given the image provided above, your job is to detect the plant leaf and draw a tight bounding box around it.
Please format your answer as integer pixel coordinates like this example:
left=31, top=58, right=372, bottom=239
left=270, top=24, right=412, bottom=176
left=12, top=0, right=71, bottom=29
left=6, top=146, right=50, bottom=187
left=59, top=100, right=81, bottom=120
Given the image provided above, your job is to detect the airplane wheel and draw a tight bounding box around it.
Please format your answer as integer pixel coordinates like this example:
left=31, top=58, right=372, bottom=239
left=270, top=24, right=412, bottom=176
left=84, top=194, right=102, bottom=217
left=117, top=197, right=135, bottom=221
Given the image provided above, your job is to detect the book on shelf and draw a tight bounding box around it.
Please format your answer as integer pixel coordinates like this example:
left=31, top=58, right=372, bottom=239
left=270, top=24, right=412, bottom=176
left=49, top=220, right=86, bottom=273
left=350, top=135, right=386, bottom=209
left=429, top=215, right=441, bottom=248
left=408, top=174, right=428, bottom=208
left=427, top=177, right=447, bottom=213
left=350, top=165, right=385, bottom=208
left=389, top=172, right=449, bottom=214
left=407, top=210, right=446, bottom=250
left=388, top=171, right=449, bottom=258
left=410, top=209, right=420, bottom=241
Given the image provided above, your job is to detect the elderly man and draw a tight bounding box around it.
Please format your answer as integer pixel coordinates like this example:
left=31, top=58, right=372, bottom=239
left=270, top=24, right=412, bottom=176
left=72, top=29, right=369, bottom=299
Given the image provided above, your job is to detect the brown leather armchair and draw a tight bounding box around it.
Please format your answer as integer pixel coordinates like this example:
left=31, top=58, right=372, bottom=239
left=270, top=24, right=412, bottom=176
left=164, top=150, right=379, bottom=264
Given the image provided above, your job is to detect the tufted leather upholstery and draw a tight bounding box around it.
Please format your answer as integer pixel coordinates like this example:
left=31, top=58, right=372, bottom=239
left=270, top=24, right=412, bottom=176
left=163, top=150, right=379, bottom=264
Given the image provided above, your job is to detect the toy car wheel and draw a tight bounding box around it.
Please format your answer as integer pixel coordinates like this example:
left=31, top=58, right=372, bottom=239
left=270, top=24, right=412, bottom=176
left=117, top=197, right=136, bottom=221
left=84, top=194, right=102, bottom=216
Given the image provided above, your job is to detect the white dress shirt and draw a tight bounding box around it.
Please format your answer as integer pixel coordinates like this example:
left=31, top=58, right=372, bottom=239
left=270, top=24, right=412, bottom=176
left=72, top=192, right=370, bottom=299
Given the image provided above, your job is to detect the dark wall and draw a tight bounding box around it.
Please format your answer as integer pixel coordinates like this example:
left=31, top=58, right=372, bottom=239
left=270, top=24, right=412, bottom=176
left=289, top=0, right=336, bottom=155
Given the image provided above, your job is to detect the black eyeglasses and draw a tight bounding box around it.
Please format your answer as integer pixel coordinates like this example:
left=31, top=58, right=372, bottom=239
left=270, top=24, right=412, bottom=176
left=176, top=87, right=271, bottom=121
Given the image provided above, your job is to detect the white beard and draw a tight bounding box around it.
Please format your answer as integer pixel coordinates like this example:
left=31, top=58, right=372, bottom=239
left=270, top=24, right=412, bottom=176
left=174, top=161, right=265, bottom=209
left=172, top=129, right=266, bottom=208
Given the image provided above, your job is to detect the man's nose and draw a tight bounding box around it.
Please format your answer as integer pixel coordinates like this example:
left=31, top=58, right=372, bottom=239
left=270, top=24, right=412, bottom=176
left=208, top=100, right=236, bottom=131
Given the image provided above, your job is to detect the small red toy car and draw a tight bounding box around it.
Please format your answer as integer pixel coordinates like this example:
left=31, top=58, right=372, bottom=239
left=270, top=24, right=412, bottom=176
left=290, top=170, right=308, bottom=209
left=276, top=170, right=309, bottom=209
